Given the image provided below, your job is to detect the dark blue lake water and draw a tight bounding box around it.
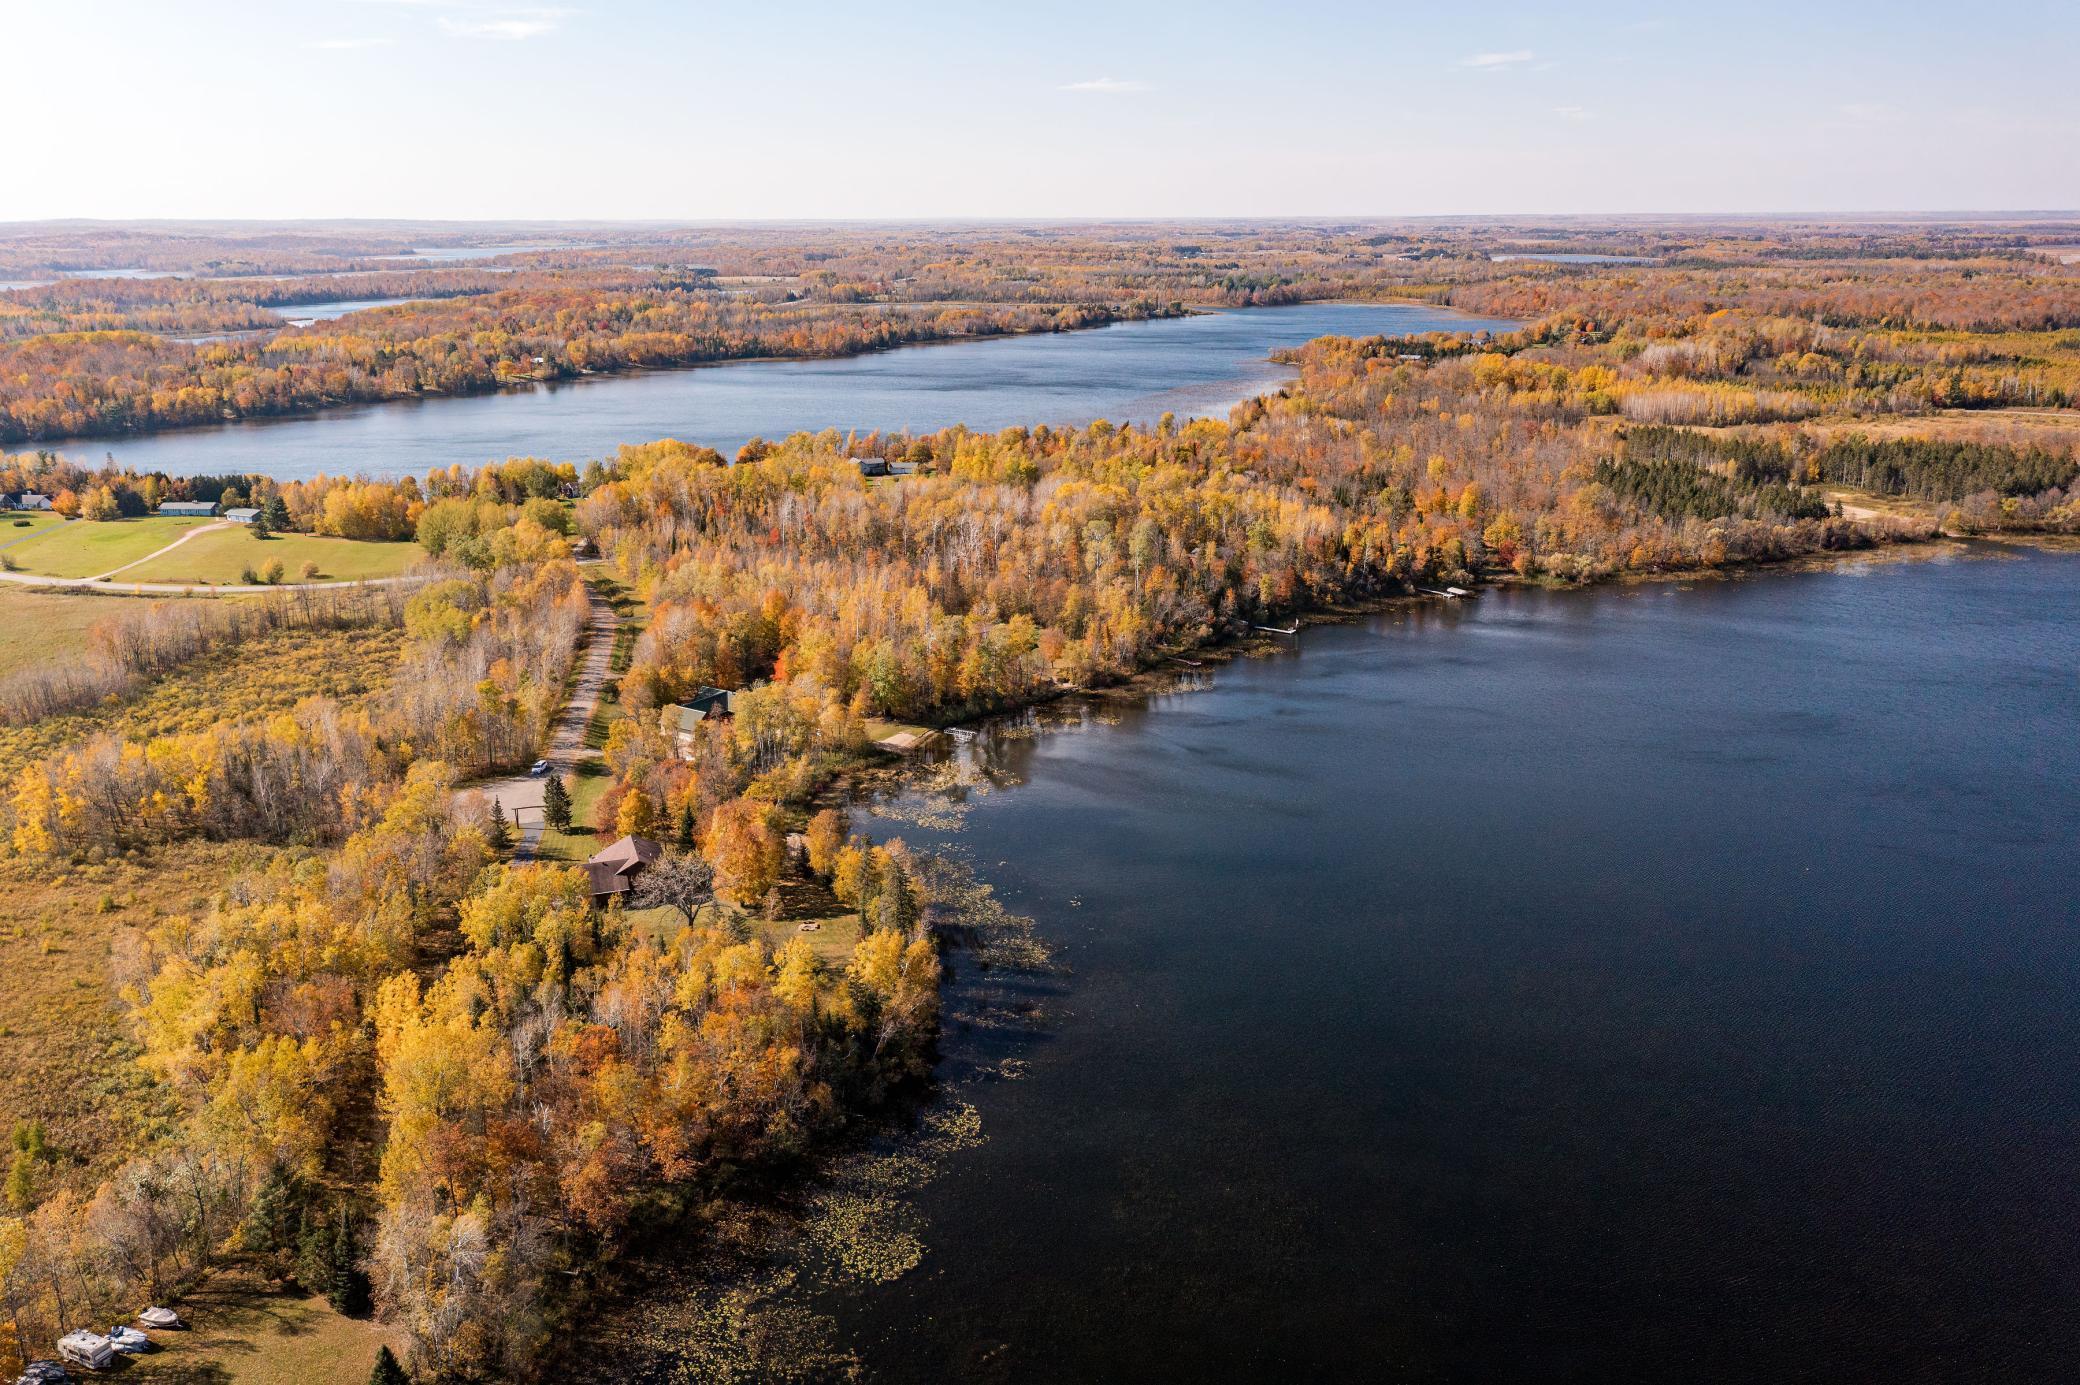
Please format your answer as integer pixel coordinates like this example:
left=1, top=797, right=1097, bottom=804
left=66, top=303, right=1508, bottom=480
left=812, top=543, right=2080, bottom=1383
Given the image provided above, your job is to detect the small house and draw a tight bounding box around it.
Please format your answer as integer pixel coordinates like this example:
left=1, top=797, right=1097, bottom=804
left=222, top=507, right=260, bottom=524
left=17, top=493, right=52, bottom=511
left=660, top=688, right=733, bottom=758
left=585, top=835, right=661, bottom=903
left=158, top=500, right=218, bottom=517
left=856, top=457, right=891, bottom=478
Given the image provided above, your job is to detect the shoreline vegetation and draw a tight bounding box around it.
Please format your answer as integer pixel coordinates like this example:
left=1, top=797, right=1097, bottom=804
left=0, top=217, right=2076, bottom=1381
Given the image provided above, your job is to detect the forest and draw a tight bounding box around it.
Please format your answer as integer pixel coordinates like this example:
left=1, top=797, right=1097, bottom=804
left=6, top=217, right=2077, bottom=445
left=0, top=218, right=2077, bottom=1381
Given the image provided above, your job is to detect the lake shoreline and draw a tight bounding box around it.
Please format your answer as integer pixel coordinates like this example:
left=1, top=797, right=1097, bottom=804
left=23, top=298, right=1517, bottom=463
left=576, top=533, right=2080, bottom=1383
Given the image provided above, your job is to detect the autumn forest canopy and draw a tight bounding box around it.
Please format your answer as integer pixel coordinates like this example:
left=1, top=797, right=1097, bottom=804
left=0, top=216, right=2077, bottom=1381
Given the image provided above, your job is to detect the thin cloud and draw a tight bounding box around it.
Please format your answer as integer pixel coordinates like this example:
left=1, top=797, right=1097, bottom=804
left=1554, top=105, right=1591, bottom=122
left=439, top=10, right=565, bottom=39
left=306, top=36, right=395, bottom=50
left=1462, top=50, right=1533, bottom=69
left=1059, top=77, right=1152, bottom=94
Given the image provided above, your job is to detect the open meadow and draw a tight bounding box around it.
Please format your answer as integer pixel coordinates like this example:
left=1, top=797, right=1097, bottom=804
left=121, top=527, right=423, bottom=585
left=2, top=515, right=213, bottom=578
left=0, top=588, right=124, bottom=677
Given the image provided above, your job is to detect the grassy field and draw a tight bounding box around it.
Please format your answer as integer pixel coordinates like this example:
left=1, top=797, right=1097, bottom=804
left=0, top=588, right=125, bottom=677
left=0, top=842, right=265, bottom=1186
left=0, top=512, right=68, bottom=547
left=123, top=528, right=422, bottom=585
left=123, top=1265, right=403, bottom=1385
left=3, top=516, right=214, bottom=578
left=0, top=623, right=406, bottom=781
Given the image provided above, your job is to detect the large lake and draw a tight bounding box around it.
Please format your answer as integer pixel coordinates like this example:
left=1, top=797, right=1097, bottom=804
left=65, top=303, right=1509, bottom=479
left=657, top=544, right=2078, bottom=1382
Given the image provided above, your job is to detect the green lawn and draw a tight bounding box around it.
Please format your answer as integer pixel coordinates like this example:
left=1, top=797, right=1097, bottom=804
left=0, top=511, right=68, bottom=549
left=122, top=527, right=422, bottom=584
left=537, top=759, right=611, bottom=862
left=0, top=588, right=125, bottom=677
left=4, top=516, right=213, bottom=578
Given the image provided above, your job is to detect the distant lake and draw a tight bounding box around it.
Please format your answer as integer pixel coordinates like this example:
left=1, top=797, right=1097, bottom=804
left=64, top=303, right=1513, bottom=480
left=270, top=297, right=414, bottom=325
left=1492, top=252, right=1660, bottom=264
left=624, top=542, right=2077, bottom=1383
left=373, top=242, right=597, bottom=263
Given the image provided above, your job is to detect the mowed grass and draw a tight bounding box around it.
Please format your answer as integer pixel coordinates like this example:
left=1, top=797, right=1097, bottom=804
left=537, top=759, right=611, bottom=863
left=123, top=527, right=422, bottom=585
left=0, top=511, right=68, bottom=546
left=123, top=1265, right=404, bottom=1385
left=0, top=588, right=124, bottom=677
left=4, top=516, right=214, bottom=578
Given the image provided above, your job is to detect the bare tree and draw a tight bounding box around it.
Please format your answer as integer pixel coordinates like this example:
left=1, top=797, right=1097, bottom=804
left=627, top=852, right=715, bottom=925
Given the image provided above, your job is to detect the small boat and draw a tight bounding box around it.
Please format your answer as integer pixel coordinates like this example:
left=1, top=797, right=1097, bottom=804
left=16, top=1361, right=70, bottom=1385
left=137, top=1306, right=181, bottom=1329
left=107, top=1326, right=151, bottom=1354
left=1445, top=586, right=1474, bottom=598
left=56, top=1332, right=113, bottom=1371
left=1253, top=623, right=1300, bottom=636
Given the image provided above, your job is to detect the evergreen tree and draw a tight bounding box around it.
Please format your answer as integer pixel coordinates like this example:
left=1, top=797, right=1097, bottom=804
left=4, top=1148, right=35, bottom=1212
left=489, top=798, right=512, bottom=852
left=328, top=1209, right=372, bottom=1316
left=244, top=1164, right=310, bottom=1257
left=675, top=800, right=696, bottom=850
left=369, top=1346, right=410, bottom=1385
left=543, top=774, right=572, bottom=832
left=262, top=494, right=293, bottom=531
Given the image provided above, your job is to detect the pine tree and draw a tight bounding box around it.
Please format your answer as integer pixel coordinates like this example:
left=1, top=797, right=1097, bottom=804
left=262, top=494, right=292, bottom=532
left=245, top=1164, right=309, bottom=1257
left=543, top=774, right=572, bottom=833
left=4, top=1148, right=35, bottom=1212
left=489, top=798, right=512, bottom=852
left=328, top=1209, right=372, bottom=1316
left=675, top=801, right=696, bottom=850
left=369, top=1346, right=410, bottom=1385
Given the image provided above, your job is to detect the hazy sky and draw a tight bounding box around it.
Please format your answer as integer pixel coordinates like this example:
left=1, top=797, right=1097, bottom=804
left=5, top=0, right=2076, bottom=220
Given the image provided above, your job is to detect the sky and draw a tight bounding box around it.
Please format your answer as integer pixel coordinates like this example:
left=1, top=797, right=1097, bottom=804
left=4, top=0, right=2076, bottom=220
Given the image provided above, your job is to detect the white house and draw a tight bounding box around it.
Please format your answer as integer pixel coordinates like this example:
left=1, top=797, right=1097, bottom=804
left=223, top=507, right=260, bottom=524
left=17, top=493, right=52, bottom=511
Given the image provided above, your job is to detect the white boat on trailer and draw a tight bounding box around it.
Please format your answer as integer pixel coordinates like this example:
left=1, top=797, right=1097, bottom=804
left=137, top=1306, right=182, bottom=1329
left=107, top=1325, right=151, bottom=1354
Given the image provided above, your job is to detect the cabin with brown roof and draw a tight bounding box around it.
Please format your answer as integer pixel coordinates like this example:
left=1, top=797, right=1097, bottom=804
left=584, top=835, right=661, bottom=902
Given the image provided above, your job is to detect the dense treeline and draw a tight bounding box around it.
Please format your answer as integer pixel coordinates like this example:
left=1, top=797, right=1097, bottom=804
left=1810, top=435, right=2078, bottom=500
left=1610, top=424, right=2079, bottom=529
left=0, top=294, right=1163, bottom=443
left=6, top=560, right=587, bottom=855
